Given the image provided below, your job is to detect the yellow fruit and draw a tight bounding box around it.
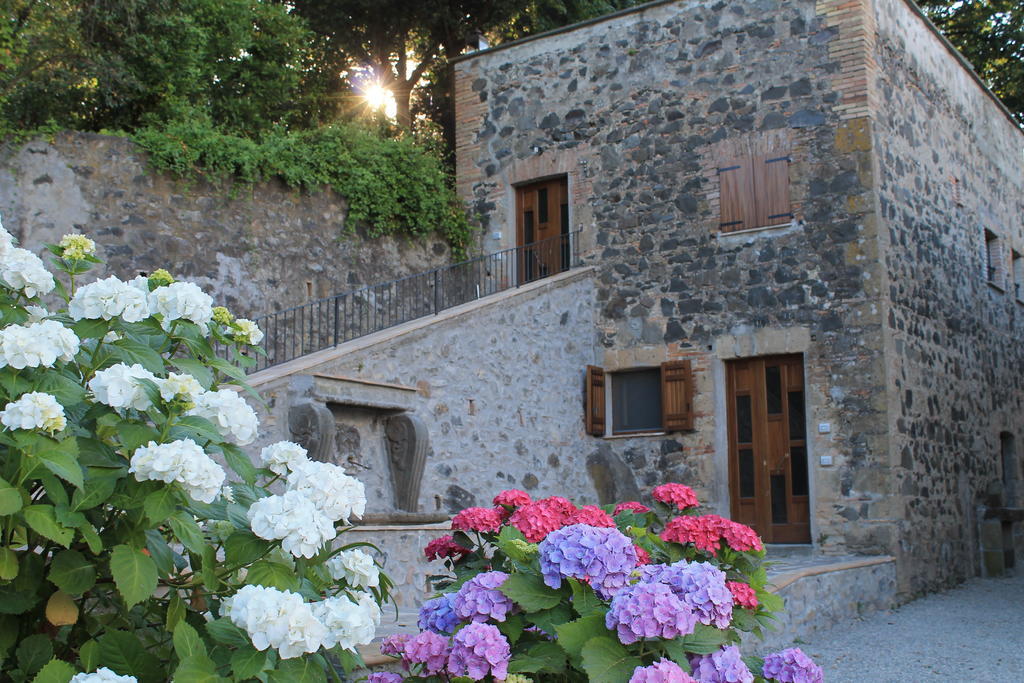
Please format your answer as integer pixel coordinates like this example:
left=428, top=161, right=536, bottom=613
left=46, top=590, right=79, bottom=626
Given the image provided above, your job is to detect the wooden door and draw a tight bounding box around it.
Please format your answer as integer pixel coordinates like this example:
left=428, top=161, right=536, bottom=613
left=516, top=177, right=569, bottom=283
left=727, top=355, right=810, bottom=543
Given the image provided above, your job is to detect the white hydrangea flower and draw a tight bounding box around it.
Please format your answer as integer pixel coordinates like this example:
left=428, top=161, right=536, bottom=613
left=70, top=668, right=137, bottom=683
left=58, top=233, right=97, bottom=260
left=1, top=247, right=55, bottom=298
left=148, top=281, right=213, bottom=328
left=129, top=439, right=226, bottom=504
left=24, top=305, right=48, bottom=323
left=232, top=318, right=264, bottom=345
left=187, top=389, right=258, bottom=445
left=128, top=275, right=150, bottom=292
left=157, top=372, right=203, bottom=403
left=313, top=592, right=381, bottom=651
left=248, top=490, right=337, bottom=558
left=259, top=441, right=308, bottom=476
left=222, top=584, right=327, bottom=659
left=69, top=276, right=150, bottom=323
left=89, top=363, right=157, bottom=411
left=0, top=223, right=15, bottom=258
left=287, top=460, right=366, bottom=524
left=102, top=331, right=123, bottom=343
left=326, top=548, right=380, bottom=589
left=0, top=320, right=80, bottom=369
left=0, top=392, right=66, bottom=433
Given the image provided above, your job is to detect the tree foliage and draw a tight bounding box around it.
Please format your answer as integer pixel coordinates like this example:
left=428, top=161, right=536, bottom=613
left=915, top=0, right=1023, bottom=124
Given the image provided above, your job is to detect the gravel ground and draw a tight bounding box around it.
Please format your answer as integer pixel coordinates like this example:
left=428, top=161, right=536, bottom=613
left=794, top=572, right=1024, bottom=682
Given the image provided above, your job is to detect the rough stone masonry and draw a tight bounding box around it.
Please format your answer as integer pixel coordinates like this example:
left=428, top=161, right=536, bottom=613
left=452, top=0, right=1024, bottom=595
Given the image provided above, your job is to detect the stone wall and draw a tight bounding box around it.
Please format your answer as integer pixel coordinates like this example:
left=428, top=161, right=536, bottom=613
left=871, top=0, right=1024, bottom=592
left=454, top=0, right=891, bottom=552
left=249, top=270, right=602, bottom=517
left=0, top=132, right=451, bottom=319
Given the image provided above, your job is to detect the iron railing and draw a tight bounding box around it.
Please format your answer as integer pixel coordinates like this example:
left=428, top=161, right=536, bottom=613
left=246, top=231, right=581, bottom=371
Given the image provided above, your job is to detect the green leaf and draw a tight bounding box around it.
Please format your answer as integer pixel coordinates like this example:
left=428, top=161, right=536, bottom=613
left=118, top=423, right=161, bottom=453
left=31, top=658, right=75, bottom=683
left=246, top=560, right=299, bottom=591
left=145, top=529, right=178, bottom=575
left=37, top=444, right=84, bottom=489
left=224, top=531, right=270, bottom=566
left=17, top=633, right=54, bottom=676
left=109, top=544, right=158, bottom=607
left=527, top=603, right=574, bottom=637
left=0, top=476, right=23, bottom=515
left=169, top=416, right=223, bottom=445
left=71, top=319, right=110, bottom=340
left=216, top=443, right=256, bottom=485
left=0, top=614, right=19, bottom=655
left=168, top=511, right=206, bottom=554
left=568, top=578, right=604, bottom=617
left=78, top=523, right=103, bottom=555
left=499, top=572, right=562, bottom=612
left=200, top=545, right=219, bottom=592
left=71, top=469, right=119, bottom=511
left=166, top=594, right=187, bottom=632
left=205, top=618, right=250, bottom=649
left=48, top=550, right=96, bottom=595
left=268, top=657, right=328, bottom=683
left=111, top=338, right=166, bottom=375
left=555, top=614, right=608, bottom=662
left=496, top=614, right=524, bottom=646
left=759, top=590, right=784, bottom=613
left=580, top=635, right=642, bottom=683
left=96, top=631, right=163, bottom=682
left=35, top=372, right=87, bottom=407
left=175, top=654, right=228, bottom=682
left=678, top=624, right=730, bottom=655
left=144, top=487, right=180, bottom=524
left=170, top=359, right=214, bottom=390
left=507, top=641, right=567, bottom=674
left=0, top=549, right=17, bottom=581
left=658, top=638, right=694, bottom=671
left=78, top=640, right=99, bottom=673
left=24, top=505, right=74, bottom=547
left=496, top=524, right=534, bottom=562
left=230, top=646, right=270, bottom=679
left=173, top=621, right=208, bottom=660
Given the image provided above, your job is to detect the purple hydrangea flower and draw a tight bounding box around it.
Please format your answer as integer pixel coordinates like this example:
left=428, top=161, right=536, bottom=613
left=367, top=674, right=403, bottom=683
left=630, top=658, right=699, bottom=682
left=762, top=648, right=824, bottom=683
left=642, top=561, right=734, bottom=628
left=606, top=582, right=698, bottom=644
left=448, top=622, right=510, bottom=681
left=380, top=633, right=411, bottom=657
left=538, top=523, right=638, bottom=599
left=418, top=593, right=460, bottom=634
left=453, top=571, right=514, bottom=623
left=689, top=646, right=754, bottom=683
left=403, top=630, right=450, bottom=675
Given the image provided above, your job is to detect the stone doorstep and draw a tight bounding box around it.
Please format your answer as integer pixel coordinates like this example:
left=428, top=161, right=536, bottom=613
left=356, top=553, right=896, bottom=669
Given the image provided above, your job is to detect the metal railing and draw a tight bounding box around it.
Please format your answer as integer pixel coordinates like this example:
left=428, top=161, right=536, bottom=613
left=247, top=231, right=581, bottom=371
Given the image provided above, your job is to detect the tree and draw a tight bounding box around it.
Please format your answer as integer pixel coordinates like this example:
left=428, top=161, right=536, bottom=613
left=916, top=0, right=1024, bottom=124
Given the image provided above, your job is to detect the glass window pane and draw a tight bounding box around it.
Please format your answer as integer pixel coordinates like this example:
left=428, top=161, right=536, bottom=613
left=739, top=448, right=755, bottom=498
left=788, top=390, right=805, bottom=440
left=771, top=473, right=788, bottom=523
left=765, top=365, right=782, bottom=414
left=736, top=394, right=752, bottom=443
left=612, top=369, right=662, bottom=433
left=791, top=446, right=808, bottom=496
left=524, top=210, right=534, bottom=243
left=538, top=188, right=549, bottom=223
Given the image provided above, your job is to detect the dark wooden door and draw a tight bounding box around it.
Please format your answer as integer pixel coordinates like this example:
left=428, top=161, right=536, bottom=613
left=727, top=355, right=810, bottom=543
left=516, top=177, right=569, bottom=283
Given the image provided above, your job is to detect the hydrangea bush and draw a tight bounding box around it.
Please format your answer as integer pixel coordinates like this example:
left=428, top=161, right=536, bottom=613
left=0, top=224, right=391, bottom=681
left=385, top=485, right=824, bottom=682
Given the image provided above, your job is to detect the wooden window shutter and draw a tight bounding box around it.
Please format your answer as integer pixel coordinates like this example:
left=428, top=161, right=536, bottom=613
left=661, top=360, right=694, bottom=432
left=585, top=365, right=606, bottom=436
left=757, top=155, right=792, bottom=227
left=718, top=161, right=755, bottom=232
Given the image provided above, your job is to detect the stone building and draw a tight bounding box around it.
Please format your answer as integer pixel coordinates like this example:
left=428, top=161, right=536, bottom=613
left=451, top=0, right=1024, bottom=595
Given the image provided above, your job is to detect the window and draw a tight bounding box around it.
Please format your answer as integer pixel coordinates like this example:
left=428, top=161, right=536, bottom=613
left=984, top=229, right=1002, bottom=286
left=718, top=153, right=791, bottom=233
left=1013, top=250, right=1023, bottom=301
left=585, top=361, right=694, bottom=436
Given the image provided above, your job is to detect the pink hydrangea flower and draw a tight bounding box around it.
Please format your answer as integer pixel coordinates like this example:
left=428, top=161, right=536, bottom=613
left=509, top=496, right=577, bottom=542
left=719, top=517, right=763, bottom=552
left=634, top=544, right=651, bottom=565
left=367, top=674, right=403, bottom=683
left=448, top=622, right=510, bottom=680
left=380, top=633, right=411, bottom=656
left=613, top=501, right=652, bottom=515
left=451, top=506, right=503, bottom=533
left=493, top=489, right=531, bottom=507
left=652, top=483, right=699, bottom=510
left=567, top=504, right=615, bottom=528
left=661, top=515, right=723, bottom=554
left=727, top=581, right=759, bottom=609
left=403, top=630, right=450, bottom=676
left=424, top=535, right=470, bottom=561
left=630, top=658, right=699, bottom=682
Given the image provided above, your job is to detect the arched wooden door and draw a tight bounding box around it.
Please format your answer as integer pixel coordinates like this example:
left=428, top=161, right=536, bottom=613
left=727, top=355, right=810, bottom=543
left=515, top=177, right=569, bottom=284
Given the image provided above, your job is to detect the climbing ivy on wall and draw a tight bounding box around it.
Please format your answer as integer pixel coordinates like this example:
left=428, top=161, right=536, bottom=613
left=132, top=120, right=473, bottom=254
